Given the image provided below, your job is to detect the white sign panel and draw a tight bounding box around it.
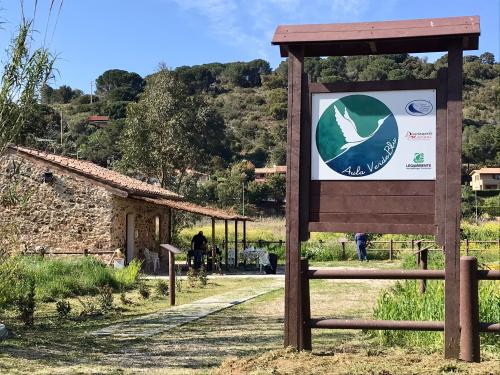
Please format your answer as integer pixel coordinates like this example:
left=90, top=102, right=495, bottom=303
left=311, top=89, right=436, bottom=180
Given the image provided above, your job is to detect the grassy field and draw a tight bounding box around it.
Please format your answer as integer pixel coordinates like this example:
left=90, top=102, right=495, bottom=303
left=1, top=268, right=499, bottom=374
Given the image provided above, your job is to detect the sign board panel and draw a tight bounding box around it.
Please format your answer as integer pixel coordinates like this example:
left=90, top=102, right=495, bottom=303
left=311, top=89, right=436, bottom=180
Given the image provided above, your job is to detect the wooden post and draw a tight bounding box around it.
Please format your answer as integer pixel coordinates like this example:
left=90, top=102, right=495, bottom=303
left=417, top=241, right=422, bottom=265
left=419, top=248, right=428, bottom=294
left=389, top=239, right=393, bottom=261
left=460, top=256, right=480, bottom=362
left=243, top=220, right=247, bottom=249
left=284, top=45, right=306, bottom=349
left=234, top=220, right=238, bottom=268
left=224, top=219, right=229, bottom=271
left=169, top=250, right=175, bottom=306
left=211, top=217, right=216, bottom=274
left=465, top=238, right=470, bottom=256
left=341, top=241, right=346, bottom=260
left=444, top=39, right=463, bottom=359
left=300, top=258, right=311, bottom=350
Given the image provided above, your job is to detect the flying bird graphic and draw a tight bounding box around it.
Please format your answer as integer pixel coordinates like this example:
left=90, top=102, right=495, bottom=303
left=326, top=106, right=390, bottom=162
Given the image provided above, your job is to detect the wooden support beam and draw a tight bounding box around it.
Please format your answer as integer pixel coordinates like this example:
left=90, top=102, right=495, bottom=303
left=284, top=45, right=305, bottom=349
left=234, top=220, right=238, bottom=268
left=224, top=219, right=229, bottom=271
left=444, top=38, right=463, bottom=360
left=243, top=220, right=247, bottom=250
left=211, top=217, right=216, bottom=274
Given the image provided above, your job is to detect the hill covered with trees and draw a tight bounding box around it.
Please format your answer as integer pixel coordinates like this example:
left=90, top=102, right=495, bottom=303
left=14, top=53, right=499, bottom=213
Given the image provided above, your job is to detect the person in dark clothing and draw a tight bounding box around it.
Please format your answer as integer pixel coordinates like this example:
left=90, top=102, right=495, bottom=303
left=355, top=232, right=369, bottom=261
left=191, top=231, right=207, bottom=269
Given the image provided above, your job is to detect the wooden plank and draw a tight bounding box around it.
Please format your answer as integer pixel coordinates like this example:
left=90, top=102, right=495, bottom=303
left=310, top=79, right=437, bottom=93
left=272, top=16, right=480, bottom=44
left=284, top=45, right=304, bottom=349
left=309, top=222, right=435, bottom=235
left=310, top=180, right=435, bottom=196
left=234, top=220, right=238, bottom=267
left=309, top=195, right=434, bottom=214
left=309, top=213, right=434, bottom=225
left=211, top=217, right=216, bottom=274
left=444, top=39, right=463, bottom=360
left=435, top=69, right=448, bottom=245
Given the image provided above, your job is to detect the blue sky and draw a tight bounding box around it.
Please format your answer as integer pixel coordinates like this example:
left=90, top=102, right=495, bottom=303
left=1, top=0, right=498, bottom=92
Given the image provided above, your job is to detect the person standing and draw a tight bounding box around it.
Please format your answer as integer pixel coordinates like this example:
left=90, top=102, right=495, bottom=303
left=355, top=232, right=368, bottom=261
left=191, top=231, right=207, bottom=269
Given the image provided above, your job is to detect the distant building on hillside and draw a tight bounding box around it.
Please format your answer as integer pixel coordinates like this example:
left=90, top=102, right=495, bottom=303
left=254, top=165, right=286, bottom=183
left=88, top=115, right=110, bottom=128
left=470, top=167, right=500, bottom=191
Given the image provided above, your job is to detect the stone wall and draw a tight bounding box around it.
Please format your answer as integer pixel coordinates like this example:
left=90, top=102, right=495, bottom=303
left=0, top=152, right=114, bottom=253
left=0, top=151, right=171, bottom=257
left=111, top=196, right=170, bottom=259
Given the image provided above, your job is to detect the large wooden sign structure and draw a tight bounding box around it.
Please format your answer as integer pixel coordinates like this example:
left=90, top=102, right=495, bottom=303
left=272, top=16, right=480, bottom=359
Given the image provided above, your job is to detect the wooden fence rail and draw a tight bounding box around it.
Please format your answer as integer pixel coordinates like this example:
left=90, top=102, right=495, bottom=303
left=301, top=256, right=500, bottom=362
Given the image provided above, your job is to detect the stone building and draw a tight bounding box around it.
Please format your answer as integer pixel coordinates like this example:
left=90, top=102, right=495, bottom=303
left=0, top=146, right=242, bottom=262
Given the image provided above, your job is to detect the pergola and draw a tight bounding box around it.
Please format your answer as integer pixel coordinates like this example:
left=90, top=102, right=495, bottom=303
left=136, top=196, right=252, bottom=270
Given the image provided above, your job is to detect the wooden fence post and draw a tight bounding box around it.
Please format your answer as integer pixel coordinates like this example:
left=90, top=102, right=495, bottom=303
left=465, top=238, right=469, bottom=256
left=389, top=239, right=393, bottom=261
left=300, top=258, right=311, bottom=350
left=460, top=256, right=480, bottom=362
left=169, top=250, right=175, bottom=306
left=419, top=248, right=428, bottom=294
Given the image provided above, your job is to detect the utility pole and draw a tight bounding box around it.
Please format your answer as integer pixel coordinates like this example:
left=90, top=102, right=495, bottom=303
left=90, top=81, right=93, bottom=104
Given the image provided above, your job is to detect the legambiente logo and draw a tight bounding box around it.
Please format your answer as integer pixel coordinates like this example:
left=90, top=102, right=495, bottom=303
left=316, top=94, right=398, bottom=177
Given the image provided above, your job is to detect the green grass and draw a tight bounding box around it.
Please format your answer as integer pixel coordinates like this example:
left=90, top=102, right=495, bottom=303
left=0, top=256, right=141, bottom=305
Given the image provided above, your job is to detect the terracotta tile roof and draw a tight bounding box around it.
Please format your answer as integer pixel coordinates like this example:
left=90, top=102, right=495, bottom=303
left=11, top=146, right=180, bottom=199
left=134, top=197, right=252, bottom=221
left=471, top=167, right=500, bottom=175
left=88, top=115, right=109, bottom=122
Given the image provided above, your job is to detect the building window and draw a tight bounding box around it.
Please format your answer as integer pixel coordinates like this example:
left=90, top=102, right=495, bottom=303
left=154, top=215, right=161, bottom=242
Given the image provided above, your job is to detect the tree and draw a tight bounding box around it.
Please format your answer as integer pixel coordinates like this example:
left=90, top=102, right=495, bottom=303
left=119, top=67, right=226, bottom=192
left=96, top=69, right=144, bottom=101
left=0, top=19, right=55, bottom=154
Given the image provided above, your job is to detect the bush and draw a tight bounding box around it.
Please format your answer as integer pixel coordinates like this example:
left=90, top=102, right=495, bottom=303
left=55, top=300, right=71, bottom=319
left=16, top=278, right=36, bottom=326
left=198, top=267, right=207, bottom=287
left=155, top=280, right=169, bottom=297
left=97, top=285, right=114, bottom=312
left=120, top=291, right=132, bottom=305
left=187, top=267, right=197, bottom=288
left=138, top=283, right=150, bottom=299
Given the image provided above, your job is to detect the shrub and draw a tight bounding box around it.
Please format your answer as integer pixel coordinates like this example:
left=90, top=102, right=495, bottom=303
left=187, top=267, right=197, bottom=288
left=114, top=259, right=142, bottom=288
left=198, top=267, right=207, bottom=287
left=55, top=300, right=71, bottom=319
left=138, top=283, right=150, bottom=299
left=97, top=285, right=114, bottom=312
left=16, top=278, right=36, bottom=326
left=175, top=265, right=183, bottom=293
left=155, top=280, right=169, bottom=297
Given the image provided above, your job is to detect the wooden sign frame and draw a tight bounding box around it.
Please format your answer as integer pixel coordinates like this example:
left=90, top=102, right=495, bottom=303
left=272, top=16, right=480, bottom=359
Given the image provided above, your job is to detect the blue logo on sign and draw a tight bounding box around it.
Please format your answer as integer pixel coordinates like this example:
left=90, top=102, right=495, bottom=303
left=405, top=100, right=433, bottom=116
left=316, top=95, right=398, bottom=177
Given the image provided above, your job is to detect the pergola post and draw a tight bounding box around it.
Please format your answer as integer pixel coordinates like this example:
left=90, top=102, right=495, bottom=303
left=224, top=219, right=229, bottom=271
left=243, top=220, right=247, bottom=250
left=234, top=220, right=238, bottom=268
left=211, top=217, right=216, bottom=273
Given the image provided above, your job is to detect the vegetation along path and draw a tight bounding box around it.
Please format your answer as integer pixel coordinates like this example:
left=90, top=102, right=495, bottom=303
left=93, top=281, right=283, bottom=338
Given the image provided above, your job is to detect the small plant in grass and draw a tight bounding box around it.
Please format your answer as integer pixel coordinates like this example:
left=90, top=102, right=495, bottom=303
left=97, top=285, right=114, bottom=312
left=175, top=265, right=183, bottom=293
left=138, top=282, right=150, bottom=299
left=55, top=299, right=71, bottom=319
left=120, top=291, right=132, bottom=305
left=198, top=267, right=207, bottom=287
left=77, top=297, right=101, bottom=317
left=155, top=280, right=169, bottom=297
left=187, top=267, right=197, bottom=288
left=16, top=278, right=36, bottom=326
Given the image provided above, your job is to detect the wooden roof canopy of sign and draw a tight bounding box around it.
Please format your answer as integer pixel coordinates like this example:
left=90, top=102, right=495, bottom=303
left=272, top=16, right=480, bottom=57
